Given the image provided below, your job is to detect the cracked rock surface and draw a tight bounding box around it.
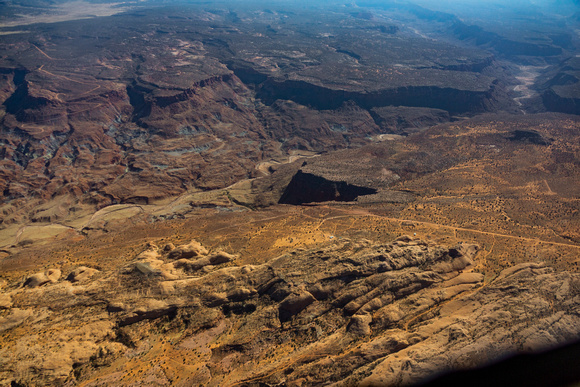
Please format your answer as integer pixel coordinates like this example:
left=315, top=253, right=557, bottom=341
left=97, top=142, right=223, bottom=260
left=1, top=237, right=578, bottom=386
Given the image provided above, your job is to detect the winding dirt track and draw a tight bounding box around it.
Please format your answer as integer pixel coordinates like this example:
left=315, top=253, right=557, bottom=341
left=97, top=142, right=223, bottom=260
left=32, top=44, right=56, bottom=60
left=302, top=205, right=580, bottom=250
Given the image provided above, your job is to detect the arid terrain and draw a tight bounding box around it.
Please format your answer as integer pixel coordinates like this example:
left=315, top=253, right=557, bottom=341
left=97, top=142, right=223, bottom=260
left=1, top=0, right=580, bottom=386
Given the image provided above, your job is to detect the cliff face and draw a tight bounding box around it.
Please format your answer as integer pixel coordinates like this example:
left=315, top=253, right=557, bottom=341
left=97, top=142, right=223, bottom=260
left=0, top=64, right=269, bottom=205
left=539, top=70, right=580, bottom=115
left=257, top=78, right=501, bottom=114
left=542, top=88, right=580, bottom=115
left=534, top=57, right=580, bottom=115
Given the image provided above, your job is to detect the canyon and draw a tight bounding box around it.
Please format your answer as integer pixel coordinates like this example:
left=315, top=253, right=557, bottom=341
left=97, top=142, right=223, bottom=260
left=0, top=0, right=579, bottom=385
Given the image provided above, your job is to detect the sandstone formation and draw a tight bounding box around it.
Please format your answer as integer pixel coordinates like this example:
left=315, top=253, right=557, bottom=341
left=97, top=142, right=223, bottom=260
left=23, top=269, right=61, bottom=288
left=0, top=1, right=578, bottom=386
left=0, top=238, right=578, bottom=386
left=66, top=267, right=99, bottom=283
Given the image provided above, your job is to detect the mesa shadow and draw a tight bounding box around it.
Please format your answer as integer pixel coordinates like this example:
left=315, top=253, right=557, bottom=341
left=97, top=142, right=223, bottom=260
left=278, top=170, right=377, bottom=205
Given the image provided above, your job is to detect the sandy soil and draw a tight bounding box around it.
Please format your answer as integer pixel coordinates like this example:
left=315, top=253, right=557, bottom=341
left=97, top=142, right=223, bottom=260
left=512, top=65, right=548, bottom=112
left=0, top=1, right=133, bottom=28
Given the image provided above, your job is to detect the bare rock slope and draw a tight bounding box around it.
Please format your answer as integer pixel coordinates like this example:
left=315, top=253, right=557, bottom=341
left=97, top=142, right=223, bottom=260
left=1, top=237, right=578, bottom=386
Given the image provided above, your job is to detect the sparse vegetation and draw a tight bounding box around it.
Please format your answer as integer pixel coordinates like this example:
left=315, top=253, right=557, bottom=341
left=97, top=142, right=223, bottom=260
left=0, top=0, right=579, bottom=385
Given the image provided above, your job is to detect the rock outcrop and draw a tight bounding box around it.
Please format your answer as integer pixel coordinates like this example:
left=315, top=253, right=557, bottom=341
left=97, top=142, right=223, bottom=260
left=537, top=57, right=580, bottom=115
left=23, top=269, right=61, bottom=288
left=1, top=237, right=578, bottom=386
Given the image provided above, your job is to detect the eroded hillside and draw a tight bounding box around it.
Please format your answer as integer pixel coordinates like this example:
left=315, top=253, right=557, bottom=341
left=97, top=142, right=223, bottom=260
left=1, top=237, right=579, bottom=386
left=1, top=0, right=580, bottom=386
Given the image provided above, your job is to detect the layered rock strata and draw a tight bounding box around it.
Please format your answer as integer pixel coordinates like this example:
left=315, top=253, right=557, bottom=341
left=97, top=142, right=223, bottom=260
left=1, top=237, right=578, bottom=386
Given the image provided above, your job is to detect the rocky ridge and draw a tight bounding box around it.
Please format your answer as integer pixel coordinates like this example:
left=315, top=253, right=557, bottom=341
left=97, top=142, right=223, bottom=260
left=1, top=237, right=578, bottom=386
left=536, top=56, right=580, bottom=115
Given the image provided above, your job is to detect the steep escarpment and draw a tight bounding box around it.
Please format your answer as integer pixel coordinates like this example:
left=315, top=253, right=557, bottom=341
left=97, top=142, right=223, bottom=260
left=0, top=56, right=270, bottom=206
left=542, top=88, right=580, bottom=115
left=536, top=57, right=580, bottom=115
left=256, top=77, right=502, bottom=114
left=1, top=237, right=578, bottom=386
left=225, top=42, right=507, bottom=115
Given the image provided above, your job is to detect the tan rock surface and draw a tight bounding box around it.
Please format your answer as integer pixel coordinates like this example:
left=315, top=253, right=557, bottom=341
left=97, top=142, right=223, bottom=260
left=1, top=238, right=578, bottom=386
left=23, top=269, right=61, bottom=288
